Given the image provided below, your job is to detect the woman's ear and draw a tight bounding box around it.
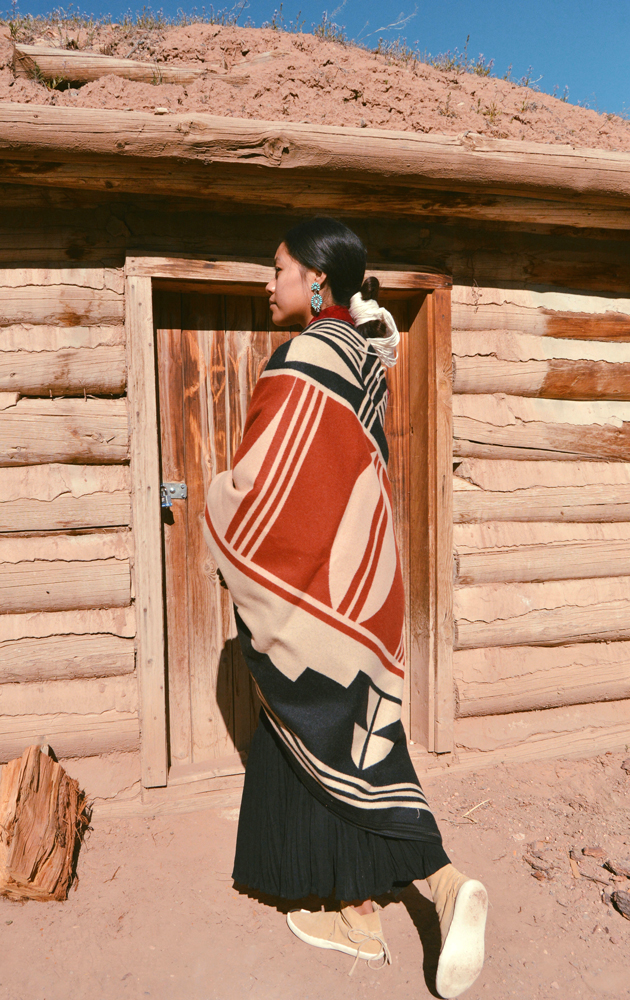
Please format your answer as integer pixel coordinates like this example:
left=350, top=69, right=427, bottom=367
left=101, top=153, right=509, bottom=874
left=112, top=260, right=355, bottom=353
left=316, top=270, right=327, bottom=288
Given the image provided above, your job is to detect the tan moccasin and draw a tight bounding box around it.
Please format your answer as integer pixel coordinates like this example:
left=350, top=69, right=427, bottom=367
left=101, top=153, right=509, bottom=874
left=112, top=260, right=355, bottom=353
left=287, top=903, right=391, bottom=974
left=426, top=864, right=488, bottom=999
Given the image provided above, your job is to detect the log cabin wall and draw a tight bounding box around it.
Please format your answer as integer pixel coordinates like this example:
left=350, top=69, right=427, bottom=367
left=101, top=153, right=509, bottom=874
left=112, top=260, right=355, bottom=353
left=451, top=284, right=630, bottom=764
left=1, top=179, right=630, bottom=773
left=0, top=260, right=139, bottom=764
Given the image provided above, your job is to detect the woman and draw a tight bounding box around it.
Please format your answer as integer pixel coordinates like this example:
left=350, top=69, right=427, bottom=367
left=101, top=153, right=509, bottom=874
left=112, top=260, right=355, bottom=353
left=204, top=218, right=487, bottom=999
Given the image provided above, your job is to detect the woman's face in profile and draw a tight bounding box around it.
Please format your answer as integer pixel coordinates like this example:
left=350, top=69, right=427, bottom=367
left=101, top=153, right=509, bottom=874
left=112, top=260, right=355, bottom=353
left=266, top=243, right=320, bottom=329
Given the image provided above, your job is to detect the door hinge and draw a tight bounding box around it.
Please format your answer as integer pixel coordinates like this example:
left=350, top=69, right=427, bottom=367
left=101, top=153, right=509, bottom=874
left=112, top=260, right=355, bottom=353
left=161, top=482, right=188, bottom=508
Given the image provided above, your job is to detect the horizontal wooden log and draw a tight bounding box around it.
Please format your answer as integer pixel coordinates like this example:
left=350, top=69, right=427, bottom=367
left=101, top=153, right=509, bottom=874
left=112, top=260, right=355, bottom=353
left=0, top=398, right=129, bottom=465
left=453, top=699, right=630, bottom=755
left=453, top=330, right=630, bottom=399
left=0, top=605, right=135, bottom=641
left=454, top=356, right=630, bottom=400
left=0, top=530, right=131, bottom=562
left=453, top=311, right=630, bottom=342
left=454, top=519, right=630, bottom=547
left=2, top=107, right=630, bottom=228
left=453, top=483, right=630, bottom=521
left=0, top=607, right=136, bottom=681
left=0, top=326, right=126, bottom=393
left=456, top=537, right=630, bottom=584
left=0, top=711, right=140, bottom=763
left=0, top=266, right=124, bottom=293
left=454, top=458, right=630, bottom=490
left=0, top=268, right=124, bottom=327
left=0, top=336, right=125, bottom=395
left=0, top=674, right=137, bottom=717
left=12, top=43, right=247, bottom=87
left=455, top=575, right=630, bottom=648
left=0, top=287, right=124, bottom=328
left=0, top=559, right=130, bottom=613
left=453, top=395, right=630, bottom=461
left=454, top=642, right=630, bottom=717
left=2, top=161, right=628, bottom=231
left=0, top=632, right=134, bottom=683
left=0, top=325, right=125, bottom=351
left=0, top=532, right=131, bottom=614
left=1, top=105, right=629, bottom=203
left=0, top=465, right=131, bottom=531
left=452, top=286, right=630, bottom=341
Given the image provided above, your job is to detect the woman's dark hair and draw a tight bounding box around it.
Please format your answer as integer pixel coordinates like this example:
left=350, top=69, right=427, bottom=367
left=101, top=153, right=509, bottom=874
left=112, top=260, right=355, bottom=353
left=283, top=217, right=388, bottom=337
left=284, top=217, right=366, bottom=307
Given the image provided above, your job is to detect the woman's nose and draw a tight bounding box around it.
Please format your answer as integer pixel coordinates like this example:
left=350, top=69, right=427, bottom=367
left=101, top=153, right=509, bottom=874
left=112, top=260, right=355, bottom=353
left=265, top=279, right=275, bottom=295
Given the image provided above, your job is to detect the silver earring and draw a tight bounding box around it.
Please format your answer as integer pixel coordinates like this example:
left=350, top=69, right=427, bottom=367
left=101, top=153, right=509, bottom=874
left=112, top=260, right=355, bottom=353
left=311, top=280, right=323, bottom=314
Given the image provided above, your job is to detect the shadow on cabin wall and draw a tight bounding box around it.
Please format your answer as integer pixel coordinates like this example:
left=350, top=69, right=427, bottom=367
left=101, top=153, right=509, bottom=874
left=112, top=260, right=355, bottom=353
left=3, top=183, right=630, bottom=295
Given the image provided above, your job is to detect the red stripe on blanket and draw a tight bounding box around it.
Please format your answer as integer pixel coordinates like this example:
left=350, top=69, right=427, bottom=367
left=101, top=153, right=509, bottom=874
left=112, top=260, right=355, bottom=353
left=205, top=505, right=405, bottom=680
left=336, top=492, right=385, bottom=617
left=239, top=385, right=324, bottom=559
left=225, top=377, right=312, bottom=546
left=348, top=498, right=389, bottom=623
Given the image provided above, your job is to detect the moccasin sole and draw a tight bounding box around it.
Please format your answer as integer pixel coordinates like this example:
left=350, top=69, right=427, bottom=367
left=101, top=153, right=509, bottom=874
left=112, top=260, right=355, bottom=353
left=435, top=880, right=488, bottom=999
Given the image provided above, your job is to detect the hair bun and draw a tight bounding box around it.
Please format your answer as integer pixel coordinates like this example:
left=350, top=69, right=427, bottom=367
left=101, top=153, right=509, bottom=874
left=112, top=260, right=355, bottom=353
left=361, top=276, right=380, bottom=303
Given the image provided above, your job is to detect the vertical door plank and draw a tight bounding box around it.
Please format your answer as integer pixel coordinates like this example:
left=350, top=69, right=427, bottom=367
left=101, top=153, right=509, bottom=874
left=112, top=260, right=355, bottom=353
left=182, top=293, right=234, bottom=761
left=408, top=290, right=454, bottom=752
left=383, top=302, right=412, bottom=732
left=154, top=290, right=193, bottom=766
left=126, top=274, right=168, bottom=787
left=431, top=287, right=454, bottom=752
left=408, top=293, right=433, bottom=750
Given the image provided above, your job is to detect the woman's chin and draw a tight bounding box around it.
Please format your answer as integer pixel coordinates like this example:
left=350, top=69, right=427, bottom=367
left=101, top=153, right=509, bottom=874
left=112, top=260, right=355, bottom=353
left=270, top=312, right=292, bottom=329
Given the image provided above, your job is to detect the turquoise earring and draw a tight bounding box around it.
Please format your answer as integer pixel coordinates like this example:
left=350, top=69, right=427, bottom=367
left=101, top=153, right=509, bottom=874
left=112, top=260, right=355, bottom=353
left=311, top=280, right=323, bottom=314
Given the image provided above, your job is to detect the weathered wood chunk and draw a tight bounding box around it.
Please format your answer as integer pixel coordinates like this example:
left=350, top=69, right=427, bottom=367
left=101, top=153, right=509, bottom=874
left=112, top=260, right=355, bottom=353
left=604, top=858, right=630, bottom=878
left=612, top=889, right=630, bottom=919
left=0, top=745, right=89, bottom=901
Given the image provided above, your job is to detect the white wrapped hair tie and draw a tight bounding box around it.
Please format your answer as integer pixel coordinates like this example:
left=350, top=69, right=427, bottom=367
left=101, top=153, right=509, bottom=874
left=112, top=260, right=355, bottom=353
left=349, top=292, right=400, bottom=368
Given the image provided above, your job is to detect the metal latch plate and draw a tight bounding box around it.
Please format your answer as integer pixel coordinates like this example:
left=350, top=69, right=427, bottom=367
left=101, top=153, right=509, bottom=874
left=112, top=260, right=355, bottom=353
left=161, top=482, right=187, bottom=507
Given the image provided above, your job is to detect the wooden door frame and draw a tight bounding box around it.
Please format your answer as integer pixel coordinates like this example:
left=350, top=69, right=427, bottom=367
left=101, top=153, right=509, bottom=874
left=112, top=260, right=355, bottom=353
left=125, top=255, right=453, bottom=788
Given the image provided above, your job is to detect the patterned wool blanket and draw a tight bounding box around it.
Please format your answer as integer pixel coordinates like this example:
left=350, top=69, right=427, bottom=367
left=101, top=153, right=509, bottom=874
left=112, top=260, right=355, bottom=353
left=205, top=307, right=440, bottom=841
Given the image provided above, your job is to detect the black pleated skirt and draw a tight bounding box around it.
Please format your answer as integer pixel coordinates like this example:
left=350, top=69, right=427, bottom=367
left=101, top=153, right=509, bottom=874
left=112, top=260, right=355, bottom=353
left=232, top=710, right=450, bottom=901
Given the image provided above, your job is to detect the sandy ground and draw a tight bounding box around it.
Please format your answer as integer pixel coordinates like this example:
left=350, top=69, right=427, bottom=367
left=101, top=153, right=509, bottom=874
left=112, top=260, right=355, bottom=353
left=1, top=22, right=630, bottom=151
left=1, top=749, right=629, bottom=1000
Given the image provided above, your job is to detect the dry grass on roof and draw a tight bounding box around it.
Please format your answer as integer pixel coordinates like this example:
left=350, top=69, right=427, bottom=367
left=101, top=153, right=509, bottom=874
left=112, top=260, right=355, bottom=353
left=1, top=20, right=630, bottom=152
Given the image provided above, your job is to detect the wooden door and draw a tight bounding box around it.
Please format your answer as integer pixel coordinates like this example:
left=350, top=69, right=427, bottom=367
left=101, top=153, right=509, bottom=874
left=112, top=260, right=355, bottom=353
left=149, top=276, right=450, bottom=772
left=154, top=289, right=294, bottom=765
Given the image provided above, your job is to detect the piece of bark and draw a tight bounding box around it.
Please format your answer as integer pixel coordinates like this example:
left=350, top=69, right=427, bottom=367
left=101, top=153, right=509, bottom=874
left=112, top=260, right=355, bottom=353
left=612, top=890, right=630, bottom=919
left=583, top=847, right=607, bottom=859
left=0, top=745, right=90, bottom=901
left=523, top=853, right=555, bottom=873
left=604, top=858, right=630, bottom=878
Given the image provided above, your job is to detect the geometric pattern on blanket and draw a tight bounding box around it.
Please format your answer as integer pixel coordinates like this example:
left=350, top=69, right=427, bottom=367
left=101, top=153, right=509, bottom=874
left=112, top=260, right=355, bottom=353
left=205, top=309, right=441, bottom=841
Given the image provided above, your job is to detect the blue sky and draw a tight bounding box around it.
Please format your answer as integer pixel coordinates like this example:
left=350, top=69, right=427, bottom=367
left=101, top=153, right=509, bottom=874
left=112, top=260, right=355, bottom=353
left=5, top=0, right=629, bottom=115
